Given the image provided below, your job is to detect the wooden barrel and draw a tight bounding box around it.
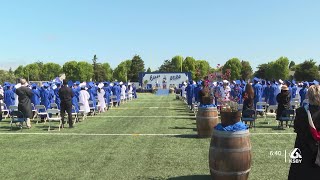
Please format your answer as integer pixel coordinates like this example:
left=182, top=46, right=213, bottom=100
left=209, top=129, right=252, bottom=180
left=196, top=107, right=219, bottom=138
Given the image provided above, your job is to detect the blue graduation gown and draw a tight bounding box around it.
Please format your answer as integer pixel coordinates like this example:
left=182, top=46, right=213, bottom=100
left=186, top=84, right=194, bottom=105
left=103, top=86, right=111, bottom=106
left=4, top=89, right=15, bottom=107
left=268, top=84, right=278, bottom=105
left=72, top=87, right=79, bottom=113
left=299, top=87, right=307, bottom=106
left=54, top=88, right=61, bottom=109
left=31, top=88, right=41, bottom=105
left=194, top=85, right=201, bottom=103
left=253, top=83, right=263, bottom=109
left=132, top=86, right=137, bottom=98
left=291, top=85, right=297, bottom=99
left=88, top=87, right=97, bottom=108
left=40, top=88, right=51, bottom=109
left=263, top=85, right=270, bottom=103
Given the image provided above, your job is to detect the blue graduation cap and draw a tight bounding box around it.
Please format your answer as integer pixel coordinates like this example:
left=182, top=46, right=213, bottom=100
left=267, top=81, right=271, bottom=85
left=75, top=81, right=80, bottom=85
left=313, top=80, right=319, bottom=85
left=285, top=80, right=291, bottom=86
left=31, top=83, right=37, bottom=88
left=303, top=82, right=309, bottom=87
left=88, top=82, right=94, bottom=88
left=235, top=80, right=241, bottom=85
left=43, top=83, right=49, bottom=88
left=253, top=77, right=260, bottom=83
left=292, top=80, right=296, bottom=85
left=55, top=82, right=61, bottom=87
left=5, top=83, right=11, bottom=87
left=261, top=80, right=266, bottom=85
left=67, top=80, right=73, bottom=87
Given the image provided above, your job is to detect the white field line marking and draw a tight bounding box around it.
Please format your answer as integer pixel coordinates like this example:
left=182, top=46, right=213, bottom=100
left=89, top=116, right=194, bottom=118
left=0, top=132, right=296, bottom=136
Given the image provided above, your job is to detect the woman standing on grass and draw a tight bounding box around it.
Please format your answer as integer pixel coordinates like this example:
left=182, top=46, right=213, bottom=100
left=276, top=85, right=291, bottom=119
left=288, top=85, right=320, bottom=179
left=97, top=85, right=106, bottom=113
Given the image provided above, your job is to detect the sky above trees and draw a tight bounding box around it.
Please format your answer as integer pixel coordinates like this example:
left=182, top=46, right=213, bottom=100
left=1, top=1, right=320, bottom=71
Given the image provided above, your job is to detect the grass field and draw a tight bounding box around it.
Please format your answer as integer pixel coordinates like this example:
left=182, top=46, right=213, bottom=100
left=0, top=93, right=296, bottom=180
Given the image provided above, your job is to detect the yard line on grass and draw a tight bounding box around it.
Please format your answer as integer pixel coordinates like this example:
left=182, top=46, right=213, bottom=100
left=0, top=133, right=181, bottom=136
left=89, top=115, right=195, bottom=118
left=0, top=132, right=296, bottom=136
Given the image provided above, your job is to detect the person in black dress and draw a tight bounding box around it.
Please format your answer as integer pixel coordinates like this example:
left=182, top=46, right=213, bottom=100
left=276, top=85, right=291, bottom=120
left=15, top=79, right=33, bottom=128
left=288, top=85, right=320, bottom=180
left=242, top=83, right=254, bottom=113
left=58, top=80, right=74, bottom=128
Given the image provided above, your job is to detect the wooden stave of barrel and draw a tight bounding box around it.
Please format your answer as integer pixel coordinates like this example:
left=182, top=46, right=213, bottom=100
left=196, top=107, right=219, bottom=138
left=209, top=129, right=252, bottom=180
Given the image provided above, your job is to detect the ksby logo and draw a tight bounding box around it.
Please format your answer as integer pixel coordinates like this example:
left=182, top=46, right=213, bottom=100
left=289, top=148, right=302, bottom=163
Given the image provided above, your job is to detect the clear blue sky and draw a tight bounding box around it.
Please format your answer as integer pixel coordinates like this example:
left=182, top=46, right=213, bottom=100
left=1, top=0, right=319, bottom=71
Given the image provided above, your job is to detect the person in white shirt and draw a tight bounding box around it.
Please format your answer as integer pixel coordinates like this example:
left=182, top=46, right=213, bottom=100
left=79, top=86, right=90, bottom=114
left=128, top=83, right=133, bottom=100
left=121, top=84, right=127, bottom=102
left=98, top=83, right=106, bottom=112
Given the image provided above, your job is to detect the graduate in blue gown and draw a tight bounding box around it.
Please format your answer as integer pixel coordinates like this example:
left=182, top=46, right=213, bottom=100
left=3, top=84, right=15, bottom=107
left=268, top=80, right=278, bottom=105
left=291, top=80, right=297, bottom=99
left=31, top=83, right=41, bottom=106
left=194, top=81, right=202, bottom=103
left=253, top=78, right=263, bottom=109
left=87, top=82, right=97, bottom=109
left=48, top=82, right=55, bottom=103
left=232, top=80, right=243, bottom=104
left=186, top=81, right=195, bottom=109
left=132, top=83, right=137, bottom=99
left=54, top=82, right=61, bottom=109
left=40, top=83, right=52, bottom=109
left=103, top=82, right=111, bottom=109
left=299, top=82, right=308, bottom=106
left=72, top=83, right=79, bottom=113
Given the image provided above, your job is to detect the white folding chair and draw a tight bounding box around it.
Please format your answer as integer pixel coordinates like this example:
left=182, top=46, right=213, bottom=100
left=9, top=105, right=18, bottom=112
left=292, top=98, right=300, bottom=103
left=265, top=105, right=278, bottom=124
left=290, top=101, right=300, bottom=110
left=50, top=103, right=58, bottom=109
left=256, top=102, right=268, bottom=118
left=35, top=105, right=48, bottom=124
left=88, top=101, right=96, bottom=116
left=47, top=109, right=62, bottom=131
left=1, top=103, right=10, bottom=119
left=111, top=95, right=118, bottom=107
left=238, top=104, right=243, bottom=111
left=71, top=105, right=78, bottom=123
left=78, top=102, right=87, bottom=121
left=31, top=103, right=37, bottom=120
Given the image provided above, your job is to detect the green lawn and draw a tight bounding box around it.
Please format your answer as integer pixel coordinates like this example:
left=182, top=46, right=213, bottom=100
left=0, top=93, right=295, bottom=180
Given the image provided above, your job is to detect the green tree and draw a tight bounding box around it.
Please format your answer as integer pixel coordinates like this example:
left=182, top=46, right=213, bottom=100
left=171, top=55, right=184, bottom=72
left=222, top=58, right=242, bottom=80
left=92, top=55, right=99, bottom=81
left=128, top=55, right=145, bottom=82
left=254, top=63, right=269, bottom=79
left=289, top=61, right=295, bottom=70
left=241, top=60, right=253, bottom=80
left=42, top=63, right=62, bottom=81
left=102, top=62, right=113, bottom=81
left=158, top=60, right=175, bottom=72
left=113, top=61, right=130, bottom=82
left=147, top=67, right=152, bottom=72
left=0, top=70, right=16, bottom=84
left=78, top=61, right=94, bottom=82
left=195, top=60, right=210, bottom=81
left=294, top=59, right=320, bottom=81
left=23, top=63, right=41, bottom=81
left=267, top=57, right=289, bottom=80
left=182, top=57, right=196, bottom=79
left=62, top=61, right=79, bottom=81
left=14, top=65, right=25, bottom=79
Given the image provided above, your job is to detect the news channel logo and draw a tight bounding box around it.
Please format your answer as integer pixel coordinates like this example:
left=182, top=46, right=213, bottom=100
left=269, top=148, right=302, bottom=163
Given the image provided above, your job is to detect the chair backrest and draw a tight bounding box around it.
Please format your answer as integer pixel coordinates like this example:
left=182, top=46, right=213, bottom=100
left=242, top=109, right=256, bottom=118
left=9, top=105, right=18, bottom=111
left=256, top=102, right=268, bottom=106
left=292, top=98, right=300, bottom=102
left=35, top=105, right=47, bottom=112
left=267, top=105, right=278, bottom=113
left=281, top=109, right=295, bottom=117
left=47, top=109, right=60, bottom=115
left=10, top=111, right=25, bottom=118
left=0, top=102, right=7, bottom=110
left=303, top=99, right=309, bottom=104
left=31, top=103, right=36, bottom=110
left=238, top=104, right=243, bottom=111
left=50, top=103, right=58, bottom=109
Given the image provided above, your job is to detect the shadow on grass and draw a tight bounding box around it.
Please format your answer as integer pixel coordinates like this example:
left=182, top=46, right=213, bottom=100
left=167, top=175, right=211, bottom=180
left=172, top=134, right=199, bottom=139
left=169, top=126, right=197, bottom=131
